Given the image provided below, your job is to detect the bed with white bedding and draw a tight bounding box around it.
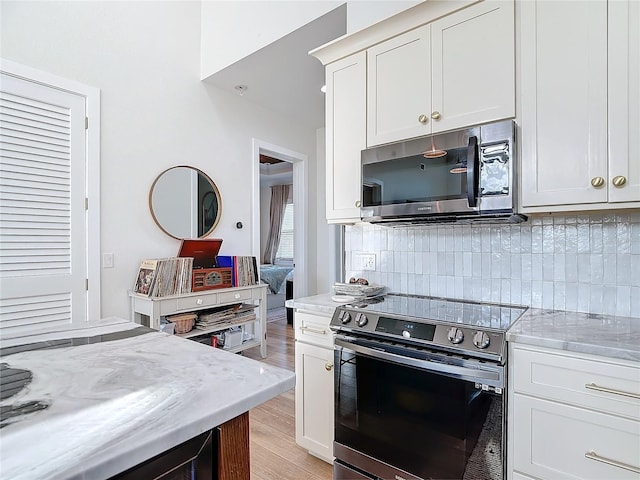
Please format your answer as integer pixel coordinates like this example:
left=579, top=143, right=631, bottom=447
left=259, top=265, right=294, bottom=310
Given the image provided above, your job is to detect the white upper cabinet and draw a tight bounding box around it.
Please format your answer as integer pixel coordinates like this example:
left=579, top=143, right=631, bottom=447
left=608, top=0, right=640, bottom=204
left=520, top=0, right=640, bottom=211
left=325, top=52, right=366, bottom=223
left=431, top=1, right=515, bottom=134
left=366, top=0, right=515, bottom=147
left=367, top=25, right=431, bottom=146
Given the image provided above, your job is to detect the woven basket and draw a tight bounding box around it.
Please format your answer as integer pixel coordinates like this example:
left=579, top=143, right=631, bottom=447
left=167, top=313, right=196, bottom=334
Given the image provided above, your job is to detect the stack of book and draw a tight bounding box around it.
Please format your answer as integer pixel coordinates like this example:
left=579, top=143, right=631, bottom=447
left=217, top=255, right=258, bottom=287
left=133, top=257, right=193, bottom=297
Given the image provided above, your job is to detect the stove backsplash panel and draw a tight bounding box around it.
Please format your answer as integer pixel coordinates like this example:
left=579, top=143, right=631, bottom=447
left=344, top=212, right=640, bottom=318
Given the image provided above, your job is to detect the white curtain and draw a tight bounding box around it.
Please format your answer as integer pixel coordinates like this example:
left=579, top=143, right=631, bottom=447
left=263, top=184, right=291, bottom=264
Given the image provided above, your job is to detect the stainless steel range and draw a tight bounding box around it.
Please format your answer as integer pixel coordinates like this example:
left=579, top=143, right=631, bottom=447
left=330, top=293, right=527, bottom=480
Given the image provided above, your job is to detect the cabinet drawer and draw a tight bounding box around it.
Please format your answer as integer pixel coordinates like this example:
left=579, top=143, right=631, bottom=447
left=512, top=345, right=640, bottom=420
left=513, top=394, right=640, bottom=480
left=218, top=289, right=251, bottom=304
left=176, top=293, right=218, bottom=311
left=294, top=311, right=334, bottom=349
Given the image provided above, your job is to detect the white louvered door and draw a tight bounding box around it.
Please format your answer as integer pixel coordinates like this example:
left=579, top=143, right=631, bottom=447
left=0, top=72, right=88, bottom=337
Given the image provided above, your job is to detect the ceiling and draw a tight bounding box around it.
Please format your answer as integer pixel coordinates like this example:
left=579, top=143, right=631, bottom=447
left=203, top=5, right=347, bottom=130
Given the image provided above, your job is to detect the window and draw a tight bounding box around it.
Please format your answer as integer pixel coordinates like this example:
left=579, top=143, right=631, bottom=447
left=276, top=203, right=294, bottom=261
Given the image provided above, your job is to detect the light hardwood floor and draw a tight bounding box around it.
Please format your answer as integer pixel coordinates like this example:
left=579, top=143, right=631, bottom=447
left=243, top=310, right=333, bottom=480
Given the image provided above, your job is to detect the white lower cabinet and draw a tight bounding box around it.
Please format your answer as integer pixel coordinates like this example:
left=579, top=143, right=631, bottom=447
left=294, top=310, right=334, bottom=463
left=508, top=344, right=640, bottom=480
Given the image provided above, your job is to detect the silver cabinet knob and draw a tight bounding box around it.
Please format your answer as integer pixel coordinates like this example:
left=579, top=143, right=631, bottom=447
left=431, top=111, right=441, bottom=120
left=418, top=114, right=428, bottom=124
left=591, top=176, right=605, bottom=188
left=325, top=363, right=333, bottom=371
left=612, top=176, right=627, bottom=187
left=355, top=200, right=361, bottom=208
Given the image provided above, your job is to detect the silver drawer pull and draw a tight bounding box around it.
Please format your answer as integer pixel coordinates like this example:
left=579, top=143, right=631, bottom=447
left=585, top=383, right=640, bottom=400
left=300, top=325, right=327, bottom=335
left=585, top=451, right=640, bottom=474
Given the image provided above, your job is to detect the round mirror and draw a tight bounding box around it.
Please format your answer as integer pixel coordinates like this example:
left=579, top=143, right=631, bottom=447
left=149, top=166, right=221, bottom=239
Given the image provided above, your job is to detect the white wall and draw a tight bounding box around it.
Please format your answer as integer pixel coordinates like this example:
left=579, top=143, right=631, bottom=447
left=1, top=1, right=319, bottom=319
left=200, top=0, right=342, bottom=78
left=315, top=128, right=341, bottom=292
left=201, top=0, right=420, bottom=79
left=345, top=1, right=421, bottom=33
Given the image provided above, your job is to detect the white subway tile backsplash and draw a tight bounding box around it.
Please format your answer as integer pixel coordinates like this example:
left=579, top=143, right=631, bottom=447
left=616, top=286, right=631, bottom=317
left=616, top=222, right=630, bottom=254
left=603, top=223, right=617, bottom=254
left=631, top=287, right=640, bottom=316
left=602, top=254, right=617, bottom=285
left=565, top=225, right=577, bottom=253
left=542, top=254, right=554, bottom=281
left=631, top=255, right=640, bottom=287
left=344, top=213, right=640, bottom=317
left=577, top=224, right=590, bottom=252
left=617, top=254, right=630, bottom=285
left=591, top=254, right=605, bottom=284
left=590, top=224, right=603, bottom=254
left=631, top=223, right=640, bottom=254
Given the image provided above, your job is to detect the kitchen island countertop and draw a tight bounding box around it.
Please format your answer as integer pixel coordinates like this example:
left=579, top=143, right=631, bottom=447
left=0, top=317, right=295, bottom=480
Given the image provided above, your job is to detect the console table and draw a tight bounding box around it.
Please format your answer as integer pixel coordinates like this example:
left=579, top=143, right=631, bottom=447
left=129, top=284, right=268, bottom=358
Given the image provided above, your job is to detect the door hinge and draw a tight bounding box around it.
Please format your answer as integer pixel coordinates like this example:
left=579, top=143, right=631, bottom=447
left=85, top=198, right=89, bottom=210
left=85, top=279, right=89, bottom=291
left=85, top=117, right=89, bottom=130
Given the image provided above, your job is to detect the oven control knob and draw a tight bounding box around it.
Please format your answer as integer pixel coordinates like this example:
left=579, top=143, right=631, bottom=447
left=356, top=314, right=368, bottom=328
left=339, top=311, right=352, bottom=324
left=447, top=327, right=464, bottom=344
left=473, top=331, right=491, bottom=349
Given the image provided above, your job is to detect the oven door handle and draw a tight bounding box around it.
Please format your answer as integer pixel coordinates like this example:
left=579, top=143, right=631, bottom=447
left=335, top=336, right=503, bottom=387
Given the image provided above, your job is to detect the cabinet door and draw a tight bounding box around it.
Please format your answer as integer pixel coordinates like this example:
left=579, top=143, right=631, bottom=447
left=366, top=25, right=431, bottom=146
left=608, top=0, right=640, bottom=204
left=294, top=341, right=334, bottom=463
left=512, top=394, right=640, bottom=480
left=431, top=0, right=515, bottom=134
left=520, top=0, right=608, bottom=207
left=326, top=52, right=366, bottom=223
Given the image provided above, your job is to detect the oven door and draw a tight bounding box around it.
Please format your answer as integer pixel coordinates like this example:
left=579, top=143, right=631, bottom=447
left=334, top=336, right=505, bottom=480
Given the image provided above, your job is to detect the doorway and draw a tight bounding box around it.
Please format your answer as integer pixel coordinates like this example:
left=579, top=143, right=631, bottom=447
left=252, top=139, right=307, bottom=302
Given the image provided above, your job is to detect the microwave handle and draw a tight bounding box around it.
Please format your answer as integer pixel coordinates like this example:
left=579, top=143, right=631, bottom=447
left=467, top=136, right=479, bottom=207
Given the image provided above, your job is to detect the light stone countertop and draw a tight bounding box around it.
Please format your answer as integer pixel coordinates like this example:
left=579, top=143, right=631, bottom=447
left=285, top=292, right=345, bottom=316
left=506, top=308, right=640, bottom=363
left=0, top=317, right=295, bottom=480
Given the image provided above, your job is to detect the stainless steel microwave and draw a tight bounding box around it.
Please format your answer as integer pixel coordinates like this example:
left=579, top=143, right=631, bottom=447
left=360, top=119, right=526, bottom=225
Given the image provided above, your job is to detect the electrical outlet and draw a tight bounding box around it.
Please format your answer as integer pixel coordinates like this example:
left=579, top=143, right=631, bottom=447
left=361, top=254, right=376, bottom=271
left=102, top=253, right=114, bottom=268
